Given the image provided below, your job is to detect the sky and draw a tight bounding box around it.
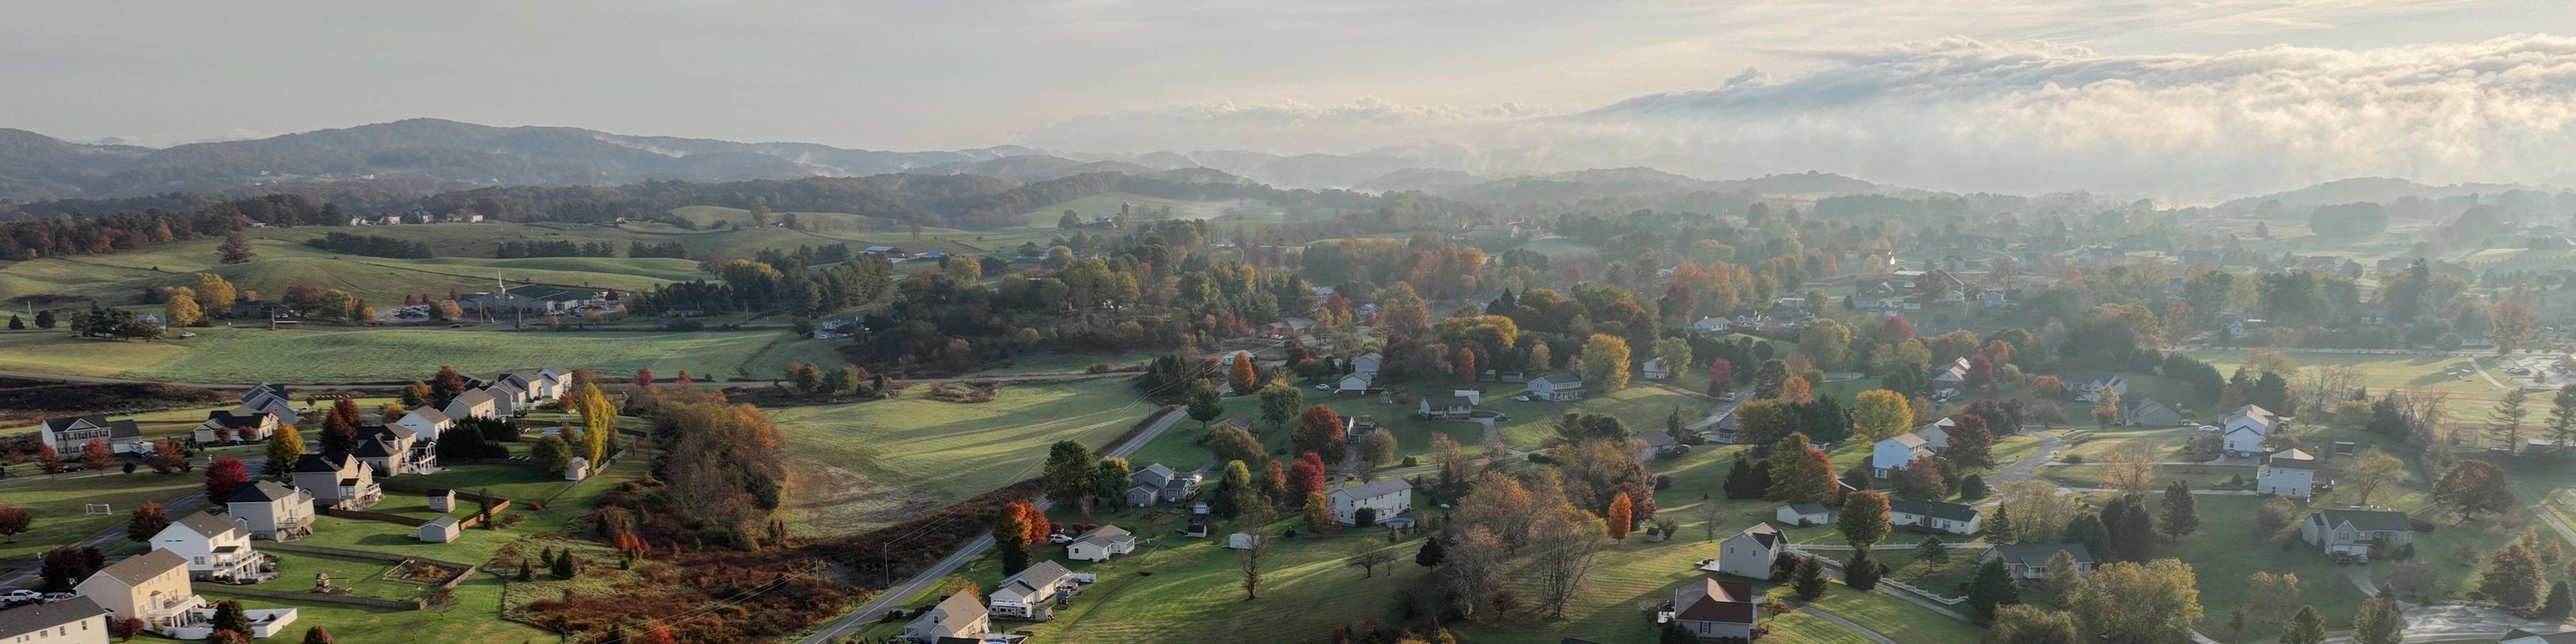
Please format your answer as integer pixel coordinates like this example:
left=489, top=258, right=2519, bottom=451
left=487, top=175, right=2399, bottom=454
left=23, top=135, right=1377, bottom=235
left=3, top=1, right=2570, bottom=197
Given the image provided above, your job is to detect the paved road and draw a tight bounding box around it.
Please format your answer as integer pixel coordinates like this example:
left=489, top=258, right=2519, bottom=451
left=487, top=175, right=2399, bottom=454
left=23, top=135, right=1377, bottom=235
left=0, top=488, right=212, bottom=590
left=1985, top=430, right=2065, bottom=486
left=796, top=408, right=1185, bottom=644
left=0, top=368, right=1120, bottom=392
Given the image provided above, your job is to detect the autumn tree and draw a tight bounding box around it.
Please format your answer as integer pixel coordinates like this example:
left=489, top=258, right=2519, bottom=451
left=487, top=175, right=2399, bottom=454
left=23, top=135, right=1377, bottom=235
left=1779, top=375, right=1813, bottom=403
left=1851, top=389, right=1912, bottom=442
left=1606, top=495, right=1633, bottom=542
left=2099, top=444, right=2159, bottom=496
left=571, top=381, right=616, bottom=463
left=166, top=287, right=204, bottom=327
left=204, top=457, right=247, bottom=504
left=1229, top=352, right=1259, bottom=393
left=1529, top=501, right=1609, bottom=618
left=1888, top=455, right=1946, bottom=499
left=0, top=504, right=29, bottom=543
left=1947, top=415, right=1995, bottom=469
left=1987, top=605, right=2078, bottom=644
left=219, top=232, right=256, bottom=263
left=1839, top=490, right=1891, bottom=549
left=79, top=439, right=112, bottom=473
left=2345, top=447, right=2407, bottom=506
left=993, top=498, right=1041, bottom=575
left=1294, top=404, right=1347, bottom=461
left=127, top=502, right=169, bottom=542
left=2480, top=542, right=2547, bottom=610
left=2492, top=300, right=2535, bottom=354
left=2434, top=459, right=2511, bottom=521
left=1579, top=334, right=1633, bottom=391
left=1455, top=346, right=1478, bottom=383
left=2072, top=559, right=2202, bottom=644
left=2352, top=594, right=2407, bottom=644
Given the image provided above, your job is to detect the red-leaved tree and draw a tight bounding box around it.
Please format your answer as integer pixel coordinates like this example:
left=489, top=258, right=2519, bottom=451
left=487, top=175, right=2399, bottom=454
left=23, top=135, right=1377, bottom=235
left=1287, top=452, right=1328, bottom=499
left=204, top=457, right=249, bottom=504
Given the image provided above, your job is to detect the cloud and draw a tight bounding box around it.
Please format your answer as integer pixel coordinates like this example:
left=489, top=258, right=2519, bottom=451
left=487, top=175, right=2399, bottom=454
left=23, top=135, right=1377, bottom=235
left=1027, top=35, right=2576, bottom=200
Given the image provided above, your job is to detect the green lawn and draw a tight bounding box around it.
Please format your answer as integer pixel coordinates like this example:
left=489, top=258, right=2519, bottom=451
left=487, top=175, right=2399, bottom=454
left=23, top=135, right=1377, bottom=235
left=2038, top=464, right=2254, bottom=491
left=0, top=325, right=810, bottom=383
left=2056, top=425, right=2201, bottom=462
left=2177, top=350, right=2506, bottom=399
left=767, top=377, right=1153, bottom=535
left=1494, top=384, right=1710, bottom=450
left=0, top=473, right=205, bottom=561
left=0, top=237, right=688, bottom=308
left=261, top=551, right=435, bottom=601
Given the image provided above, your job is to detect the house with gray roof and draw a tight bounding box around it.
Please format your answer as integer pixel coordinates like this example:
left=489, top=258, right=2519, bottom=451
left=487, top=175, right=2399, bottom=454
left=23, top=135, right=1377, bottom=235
left=1327, top=478, right=1413, bottom=526
left=1889, top=498, right=1982, bottom=535
left=1983, top=543, right=2094, bottom=580
left=2301, top=509, right=2414, bottom=556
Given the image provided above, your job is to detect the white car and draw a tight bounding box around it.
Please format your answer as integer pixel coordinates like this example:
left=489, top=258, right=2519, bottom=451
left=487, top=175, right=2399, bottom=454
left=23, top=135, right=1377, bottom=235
left=1048, top=533, right=1074, bottom=544
left=177, top=332, right=198, bottom=338
left=39, top=592, right=75, bottom=603
left=1510, top=395, right=1531, bottom=402
left=1314, top=383, right=1333, bottom=391
left=2, top=590, right=40, bottom=603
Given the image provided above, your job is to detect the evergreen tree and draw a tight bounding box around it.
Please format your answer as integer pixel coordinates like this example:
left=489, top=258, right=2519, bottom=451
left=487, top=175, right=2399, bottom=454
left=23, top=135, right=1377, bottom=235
left=1844, top=550, right=1886, bottom=591
left=1966, top=556, right=2020, bottom=621
left=1987, top=504, right=2016, bottom=543
left=2277, top=606, right=2325, bottom=644
left=2161, top=480, right=2200, bottom=542
left=2546, top=582, right=2573, bottom=620
left=1414, top=536, right=1445, bottom=567
left=2352, top=596, right=2407, bottom=644
left=1791, top=556, right=1828, bottom=600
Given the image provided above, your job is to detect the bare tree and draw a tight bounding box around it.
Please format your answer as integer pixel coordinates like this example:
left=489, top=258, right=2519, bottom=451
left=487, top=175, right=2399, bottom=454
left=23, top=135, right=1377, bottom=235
left=1238, top=505, right=1274, bottom=600
left=2101, top=444, right=2160, bottom=496
left=1528, top=502, right=1609, bottom=618
left=1343, top=537, right=1397, bottom=578
left=2345, top=448, right=2407, bottom=506
left=1698, top=501, right=1725, bottom=542
left=1441, top=526, right=1508, bottom=621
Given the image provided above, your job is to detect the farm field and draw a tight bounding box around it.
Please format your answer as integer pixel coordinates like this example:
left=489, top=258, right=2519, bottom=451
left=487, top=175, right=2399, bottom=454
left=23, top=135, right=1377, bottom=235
left=1019, top=193, right=1276, bottom=228
left=0, top=326, right=806, bottom=383
left=1511, top=236, right=1599, bottom=258
left=1492, top=383, right=1710, bottom=449
left=766, top=377, right=1150, bottom=535
left=0, top=237, right=692, bottom=307
left=2177, top=350, right=2504, bottom=399
left=0, top=474, right=204, bottom=560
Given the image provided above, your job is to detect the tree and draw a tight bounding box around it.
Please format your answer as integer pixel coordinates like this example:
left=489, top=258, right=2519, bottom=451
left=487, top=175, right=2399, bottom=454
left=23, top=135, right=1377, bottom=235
left=1230, top=353, right=1259, bottom=393
left=79, top=439, right=113, bottom=473
left=1579, top=334, right=1633, bottom=391
left=1529, top=502, right=1609, bottom=618
left=165, top=288, right=204, bottom=328
left=0, top=504, right=28, bottom=543
left=2071, top=559, right=2202, bottom=644
left=1839, top=490, right=1891, bottom=548
left=1345, top=538, right=1397, bottom=578
left=1294, top=404, right=1347, bottom=461
left=1846, top=549, right=1888, bottom=591
left=2256, top=495, right=2300, bottom=540
left=1967, top=556, right=2020, bottom=621
left=2434, top=459, right=2512, bottom=521
left=2243, top=572, right=2305, bottom=627
left=1986, top=605, right=2078, bottom=644
left=529, top=435, right=574, bottom=473
left=1041, top=440, right=1097, bottom=508
left=1414, top=536, right=1445, bottom=567
left=1258, top=379, right=1303, bottom=433
left=1792, top=555, right=1828, bottom=600
left=2493, top=300, right=2535, bottom=354
left=204, top=457, right=247, bottom=504
left=210, top=600, right=251, bottom=636
left=2351, top=594, right=2407, bottom=644
left=2160, top=480, right=2199, bottom=542
left=2493, top=388, right=2532, bottom=455
left=1606, top=494, right=1633, bottom=542
left=1779, top=375, right=1813, bottom=403
left=2278, top=606, right=2325, bottom=644
left=32, top=309, right=52, bottom=329
left=1889, top=455, right=1946, bottom=499
left=1208, top=423, right=1265, bottom=465
left=218, top=232, right=256, bottom=264
left=571, top=381, right=615, bottom=464
left=1768, top=444, right=1837, bottom=504
left=1947, top=415, right=1996, bottom=469
left=1238, top=504, right=1276, bottom=600
left=1186, top=380, right=1224, bottom=428
left=2480, top=542, right=2547, bottom=610
left=1357, top=430, right=1398, bottom=478
left=127, top=502, right=169, bottom=543
left=1215, top=460, right=1259, bottom=519
left=2037, top=550, right=2084, bottom=605
left=993, top=498, right=1039, bottom=575
left=33, top=444, right=61, bottom=475
left=1987, top=504, right=2015, bottom=543
left=2346, top=447, right=2406, bottom=506
left=2546, top=582, right=2573, bottom=620
left=2099, top=444, right=2158, bottom=496
left=1094, top=457, right=1132, bottom=504
left=2552, top=384, right=2576, bottom=454
left=1287, top=452, right=1328, bottom=499
left=1305, top=491, right=1333, bottom=532
left=147, top=440, right=187, bottom=475
left=1851, top=390, right=1912, bottom=442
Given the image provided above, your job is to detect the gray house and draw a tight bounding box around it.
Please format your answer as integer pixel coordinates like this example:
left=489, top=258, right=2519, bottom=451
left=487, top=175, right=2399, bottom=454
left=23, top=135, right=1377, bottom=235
left=1125, top=463, right=1197, bottom=507
left=2302, top=509, right=2414, bottom=556
left=2126, top=399, right=2184, bottom=427
left=1669, top=578, right=1757, bottom=639
left=1527, top=373, right=1585, bottom=401
left=224, top=482, right=314, bottom=542
left=1983, top=543, right=2094, bottom=580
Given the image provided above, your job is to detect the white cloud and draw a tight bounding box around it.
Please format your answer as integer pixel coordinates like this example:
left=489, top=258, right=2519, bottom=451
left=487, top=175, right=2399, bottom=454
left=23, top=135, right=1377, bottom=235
left=1026, top=35, right=2576, bottom=200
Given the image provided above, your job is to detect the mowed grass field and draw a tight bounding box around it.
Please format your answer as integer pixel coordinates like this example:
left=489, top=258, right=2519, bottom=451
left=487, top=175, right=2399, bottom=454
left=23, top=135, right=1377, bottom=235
left=767, top=377, right=1151, bottom=535
left=0, top=237, right=690, bottom=306
left=0, top=326, right=813, bottom=383
left=2177, top=350, right=2505, bottom=399
left=0, top=473, right=205, bottom=560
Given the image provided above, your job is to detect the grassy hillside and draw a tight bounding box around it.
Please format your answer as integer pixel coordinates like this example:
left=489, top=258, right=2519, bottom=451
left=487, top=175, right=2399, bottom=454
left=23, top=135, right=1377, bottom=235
left=1021, top=193, right=1280, bottom=227
left=0, top=326, right=813, bottom=383
left=767, top=377, right=1148, bottom=535
left=0, top=238, right=690, bottom=305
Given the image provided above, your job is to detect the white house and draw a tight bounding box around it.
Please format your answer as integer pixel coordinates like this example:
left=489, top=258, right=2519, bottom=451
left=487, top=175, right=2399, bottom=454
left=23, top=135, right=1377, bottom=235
left=1350, top=352, right=1385, bottom=374
left=392, top=407, right=453, bottom=442
left=75, top=550, right=300, bottom=639
left=907, top=592, right=994, bottom=641
left=2222, top=404, right=2282, bottom=454
left=1417, top=394, right=1475, bottom=421
left=1065, top=525, right=1135, bottom=562
left=1336, top=370, right=1378, bottom=395
left=2258, top=449, right=2318, bottom=498
left=289, top=454, right=381, bottom=510
left=1526, top=372, right=1585, bottom=401
left=1982, top=544, right=2094, bottom=580
left=988, top=561, right=1081, bottom=620
left=1889, top=498, right=1982, bottom=535
left=1707, top=524, right=1786, bottom=579
left=440, top=388, right=499, bottom=421
left=1871, top=433, right=1933, bottom=478
left=151, top=513, right=273, bottom=584
left=37, top=416, right=147, bottom=456
left=1641, top=358, right=1672, bottom=381
left=2300, top=509, right=2414, bottom=556
left=225, top=482, right=314, bottom=542
left=2061, top=372, right=2128, bottom=398
left=1774, top=503, right=1832, bottom=526
left=1326, top=479, right=1413, bottom=526
left=0, top=596, right=110, bottom=644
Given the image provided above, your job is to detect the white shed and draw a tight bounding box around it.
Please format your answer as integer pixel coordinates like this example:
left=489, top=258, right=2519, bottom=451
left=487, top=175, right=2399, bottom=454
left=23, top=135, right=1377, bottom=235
left=417, top=516, right=462, bottom=543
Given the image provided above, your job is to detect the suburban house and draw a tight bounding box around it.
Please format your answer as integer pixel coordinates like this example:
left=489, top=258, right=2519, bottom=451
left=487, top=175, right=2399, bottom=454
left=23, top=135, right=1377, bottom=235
left=191, top=408, right=279, bottom=446
left=1774, top=503, right=1831, bottom=526
left=1931, top=357, right=1971, bottom=386
left=38, top=416, right=147, bottom=456
left=1982, top=543, right=2094, bottom=580
left=1326, top=479, right=1414, bottom=526
left=499, top=370, right=564, bottom=401
left=2301, top=509, right=2415, bottom=555
left=1913, top=418, right=1955, bottom=451
left=2258, top=449, right=2319, bottom=498
left=224, top=482, right=314, bottom=542
left=1124, top=463, right=1198, bottom=507
left=440, top=388, right=499, bottom=420
left=392, top=407, right=453, bottom=442
left=353, top=424, right=435, bottom=476
left=240, top=385, right=297, bottom=421
left=290, top=454, right=382, bottom=510
left=1870, top=433, right=1933, bottom=478
left=0, top=596, right=109, bottom=644
left=2061, top=372, right=2128, bottom=398
left=1336, top=370, right=1379, bottom=395
left=1527, top=373, right=1586, bottom=401
left=1707, top=524, right=1786, bottom=579
left=2125, top=399, right=2184, bottom=427
left=1634, top=431, right=1681, bottom=462
left=150, top=513, right=274, bottom=584
left=1350, top=352, right=1385, bottom=374
left=1345, top=416, right=1380, bottom=437
left=1417, top=394, right=1475, bottom=421
left=1889, top=499, right=1982, bottom=535
left=2222, top=404, right=2283, bottom=454
left=905, top=592, right=995, bottom=642
left=478, top=382, right=524, bottom=417
left=1641, top=358, right=1672, bottom=381
left=75, top=549, right=299, bottom=639
left=1065, top=526, right=1135, bottom=562
left=988, top=561, right=1084, bottom=620
left=1667, top=578, right=1758, bottom=639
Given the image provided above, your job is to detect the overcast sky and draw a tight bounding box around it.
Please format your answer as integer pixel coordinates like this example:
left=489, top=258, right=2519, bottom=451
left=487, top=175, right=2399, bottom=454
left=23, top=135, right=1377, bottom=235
left=5, top=1, right=2570, bottom=196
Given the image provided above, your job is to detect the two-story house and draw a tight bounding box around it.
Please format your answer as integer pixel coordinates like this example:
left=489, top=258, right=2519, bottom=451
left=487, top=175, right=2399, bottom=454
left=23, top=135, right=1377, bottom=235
left=0, top=596, right=110, bottom=644
left=1871, top=433, right=1933, bottom=478
left=353, top=425, right=434, bottom=476
left=392, top=407, right=452, bottom=443
left=1668, top=578, right=1757, bottom=639
left=37, top=416, right=147, bottom=456
left=73, top=551, right=202, bottom=636
left=904, top=592, right=992, bottom=641
left=440, top=389, right=499, bottom=421
left=2300, top=509, right=2414, bottom=556
left=2222, top=404, right=2283, bottom=454
left=1982, top=543, right=2094, bottom=580
left=151, top=513, right=273, bottom=584
left=2257, top=449, right=2318, bottom=498
left=1327, top=479, right=1412, bottom=526
left=290, top=454, right=381, bottom=510
left=988, top=561, right=1084, bottom=621
left=1417, top=394, right=1475, bottom=421
left=224, top=482, right=314, bottom=542
left=1705, top=524, right=1785, bottom=580
left=190, top=407, right=279, bottom=446
left=1526, top=373, right=1585, bottom=401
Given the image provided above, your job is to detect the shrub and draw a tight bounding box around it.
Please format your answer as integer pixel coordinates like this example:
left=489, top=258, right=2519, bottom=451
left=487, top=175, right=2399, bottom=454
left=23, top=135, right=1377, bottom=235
left=1401, top=456, right=1419, bottom=468
left=2063, top=454, right=2086, bottom=464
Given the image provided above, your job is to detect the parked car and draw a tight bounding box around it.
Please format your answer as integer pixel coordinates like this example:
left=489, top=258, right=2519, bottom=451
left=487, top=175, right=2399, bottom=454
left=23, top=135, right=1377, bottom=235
left=1510, top=395, right=1531, bottom=402
left=39, top=592, right=75, bottom=603
left=3, top=589, right=41, bottom=603
left=1048, top=533, right=1074, bottom=544
left=1314, top=383, right=1333, bottom=391
left=177, top=332, right=198, bottom=338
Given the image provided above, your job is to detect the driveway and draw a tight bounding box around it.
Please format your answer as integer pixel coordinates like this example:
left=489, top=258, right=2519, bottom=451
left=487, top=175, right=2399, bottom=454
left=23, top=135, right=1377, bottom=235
left=1986, top=430, right=2065, bottom=486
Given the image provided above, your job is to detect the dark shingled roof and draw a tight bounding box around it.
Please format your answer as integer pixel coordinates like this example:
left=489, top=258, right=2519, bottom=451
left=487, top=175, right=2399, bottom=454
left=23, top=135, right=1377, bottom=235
left=2308, top=509, right=2412, bottom=533
left=229, top=481, right=302, bottom=504
left=1891, top=498, right=1980, bottom=522
left=0, top=596, right=107, bottom=639
left=1672, top=578, right=1755, bottom=624
left=1988, top=543, right=2093, bottom=569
